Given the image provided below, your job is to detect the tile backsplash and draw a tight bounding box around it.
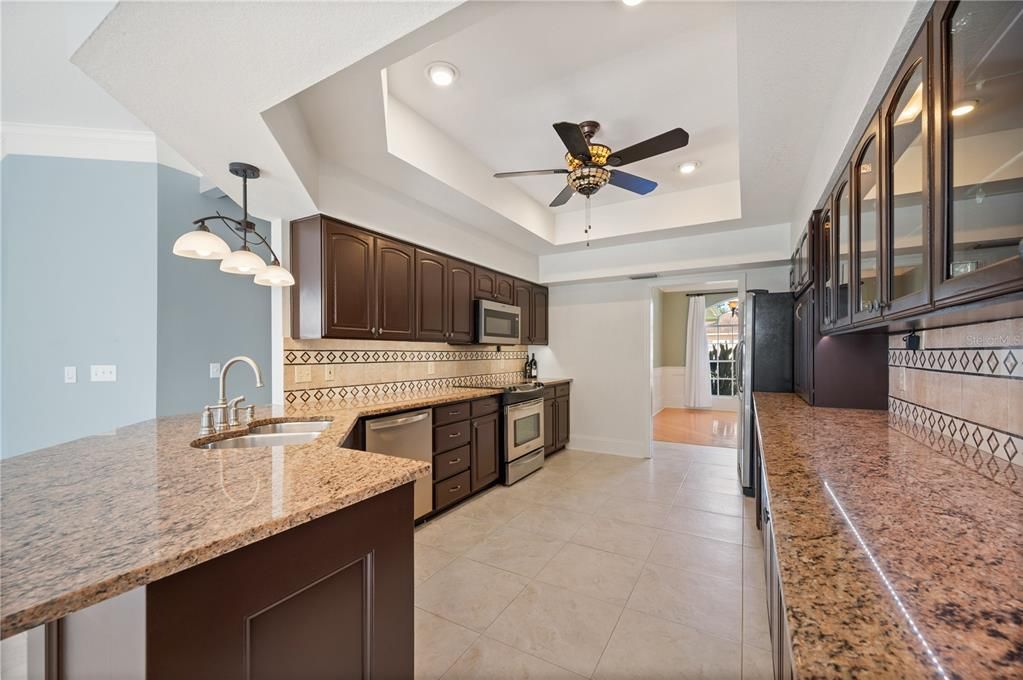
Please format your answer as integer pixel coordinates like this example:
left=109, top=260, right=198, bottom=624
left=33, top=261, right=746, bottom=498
left=888, top=318, right=1022, bottom=492
left=284, top=338, right=527, bottom=407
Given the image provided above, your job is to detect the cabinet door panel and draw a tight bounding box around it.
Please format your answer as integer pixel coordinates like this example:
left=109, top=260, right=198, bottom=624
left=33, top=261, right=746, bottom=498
left=376, top=238, right=415, bottom=340
left=531, top=287, right=549, bottom=345
left=474, top=267, right=498, bottom=301
left=852, top=119, right=883, bottom=325
left=448, top=260, right=475, bottom=343
left=495, top=274, right=515, bottom=305
left=555, top=395, right=569, bottom=449
left=834, top=177, right=853, bottom=328
left=543, top=399, right=556, bottom=454
left=323, top=221, right=376, bottom=339
left=416, top=249, right=447, bottom=341
left=514, top=281, right=534, bottom=344
left=470, top=413, right=500, bottom=491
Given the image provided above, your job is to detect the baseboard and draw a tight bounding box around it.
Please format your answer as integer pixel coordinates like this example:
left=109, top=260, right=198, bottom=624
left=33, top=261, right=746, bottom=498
left=567, top=435, right=649, bottom=458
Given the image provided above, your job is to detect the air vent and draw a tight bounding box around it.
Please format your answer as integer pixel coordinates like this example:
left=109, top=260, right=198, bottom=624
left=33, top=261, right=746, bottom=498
left=628, top=273, right=659, bottom=280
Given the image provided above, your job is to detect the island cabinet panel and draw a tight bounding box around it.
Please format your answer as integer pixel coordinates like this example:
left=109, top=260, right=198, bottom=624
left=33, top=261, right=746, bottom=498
left=146, top=484, right=414, bottom=680
left=415, top=249, right=448, bottom=342
left=376, top=237, right=416, bottom=340
left=324, top=220, right=377, bottom=339
left=470, top=411, right=500, bottom=491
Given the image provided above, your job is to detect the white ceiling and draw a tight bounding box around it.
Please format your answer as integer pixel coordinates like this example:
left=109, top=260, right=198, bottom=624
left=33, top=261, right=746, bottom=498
left=386, top=1, right=740, bottom=213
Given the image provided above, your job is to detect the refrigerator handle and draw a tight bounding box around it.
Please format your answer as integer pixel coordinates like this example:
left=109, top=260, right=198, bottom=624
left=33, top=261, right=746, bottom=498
left=736, top=339, right=745, bottom=394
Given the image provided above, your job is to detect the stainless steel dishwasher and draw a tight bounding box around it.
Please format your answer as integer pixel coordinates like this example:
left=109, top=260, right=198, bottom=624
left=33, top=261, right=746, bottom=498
left=365, top=409, right=433, bottom=519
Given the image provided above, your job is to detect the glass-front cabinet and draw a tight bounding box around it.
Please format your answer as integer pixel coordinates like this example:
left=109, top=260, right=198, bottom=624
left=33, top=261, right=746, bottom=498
left=932, top=0, right=1023, bottom=303
left=834, top=173, right=853, bottom=328
left=819, top=201, right=834, bottom=328
left=852, top=116, right=884, bottom=324
left=884, top=30, right=931, bottom=315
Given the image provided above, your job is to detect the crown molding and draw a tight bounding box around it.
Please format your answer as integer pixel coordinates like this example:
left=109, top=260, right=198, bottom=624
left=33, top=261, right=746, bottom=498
left=0, top=122, right=157, bottom=164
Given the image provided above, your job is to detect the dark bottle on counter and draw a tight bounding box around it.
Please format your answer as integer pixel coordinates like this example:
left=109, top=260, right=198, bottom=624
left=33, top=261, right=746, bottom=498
left=529, top=354, right=538, bottom=379
left=523, top=355, right=531, bottom=378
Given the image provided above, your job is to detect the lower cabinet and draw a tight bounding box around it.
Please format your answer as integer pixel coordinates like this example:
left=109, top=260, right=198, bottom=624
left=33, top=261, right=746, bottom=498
left=543, top=383, right=571, bottom=455
left=146, top=485, right=414, bottom=679
left=432, top=397, right=500, bottom=512
left=470, top=412, right=500, bottom=491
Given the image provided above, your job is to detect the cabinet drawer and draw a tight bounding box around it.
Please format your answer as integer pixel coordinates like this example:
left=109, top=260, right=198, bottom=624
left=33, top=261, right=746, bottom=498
left=543, top=386, right=556, bottom=400
left=434, top=470, right=471, bottom=511
left=555, top=383, right=570, bottom=397
left=471, top=397, right=500, bottom=418
left=434, top=444, right=470, bottom=481
left=434, top=421, right=470, bottom=453
left=433, top=401, right=470, bottom=426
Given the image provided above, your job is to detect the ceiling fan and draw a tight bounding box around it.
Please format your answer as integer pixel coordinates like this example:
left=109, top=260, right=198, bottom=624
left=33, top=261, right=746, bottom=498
left=493, top=120, right=690, bottom=207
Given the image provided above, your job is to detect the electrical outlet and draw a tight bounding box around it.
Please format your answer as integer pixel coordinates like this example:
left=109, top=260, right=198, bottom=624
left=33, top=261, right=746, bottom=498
left=295, top=365, right=312, bottom=383
left=427, top=362, right=436, bottom=375
left=210, top=362, right=221, bottom=379
left=90, top=365, right=117, bottom=382
left=324, top=365, right=336, bottom=381
left=64, top=366, right=77, bottom=384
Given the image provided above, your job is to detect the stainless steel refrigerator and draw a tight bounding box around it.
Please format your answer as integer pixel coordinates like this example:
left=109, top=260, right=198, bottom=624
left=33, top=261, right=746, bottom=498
left=736, top=290, right=793, bottom=495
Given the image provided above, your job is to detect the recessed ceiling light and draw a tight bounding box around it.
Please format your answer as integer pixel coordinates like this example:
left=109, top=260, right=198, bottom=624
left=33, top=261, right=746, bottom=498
left=950, top=99, right=978, bottom=117
left=426, top=62, right=458, bottom=87
left=622, top=0, right=644, bottom=6
left=678, top=161, right=700, bottom=174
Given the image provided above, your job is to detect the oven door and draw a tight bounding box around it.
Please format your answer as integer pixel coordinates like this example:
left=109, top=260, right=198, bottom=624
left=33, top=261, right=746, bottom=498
left=477, top=300, right=521, bottom=344
left=504, top=398, right=544, bottom=461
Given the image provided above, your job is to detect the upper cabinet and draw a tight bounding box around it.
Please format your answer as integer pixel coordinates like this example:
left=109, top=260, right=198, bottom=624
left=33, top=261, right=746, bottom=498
left=852, top=116, right=883, bottom=325
left=834, top=174, right=853, bottom=328
left=819, top=202, right=834, bottom=328
left=790, top=220, right=813, bottom=295
left=291, top=215, right=549, bottom=344
left=931, top=0, right=1023, bottom=304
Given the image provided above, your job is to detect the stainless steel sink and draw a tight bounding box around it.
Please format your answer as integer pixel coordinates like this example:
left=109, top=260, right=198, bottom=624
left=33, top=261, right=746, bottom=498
left=249, top=420, right=331, bottom=435
left=197, top=430, right=323, bottom=449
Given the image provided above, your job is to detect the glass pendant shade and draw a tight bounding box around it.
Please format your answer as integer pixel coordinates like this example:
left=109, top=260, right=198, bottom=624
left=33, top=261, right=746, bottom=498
left=220, top=247, right=267, bottom=275
left=172, top=228, right=230, bottom=260
left=253, top=264, right=295, bottom=287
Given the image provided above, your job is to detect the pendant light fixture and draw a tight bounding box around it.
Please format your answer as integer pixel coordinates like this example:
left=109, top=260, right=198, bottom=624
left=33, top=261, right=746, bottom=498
left=172, top=162, right=294, bottom=287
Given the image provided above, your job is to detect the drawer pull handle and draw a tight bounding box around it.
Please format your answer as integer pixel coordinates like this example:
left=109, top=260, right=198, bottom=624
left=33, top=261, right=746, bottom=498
left=449, top=432, right=462, bottom=438
left=448, top=458, right=462, bottom=464
left=448, top=410, right=461, bottom=415
left=449, top=485, right=462, bottom=493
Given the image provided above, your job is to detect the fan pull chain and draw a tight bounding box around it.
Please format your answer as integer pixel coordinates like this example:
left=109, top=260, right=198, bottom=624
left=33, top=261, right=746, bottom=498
left=585, top=195, right=591, bottom=247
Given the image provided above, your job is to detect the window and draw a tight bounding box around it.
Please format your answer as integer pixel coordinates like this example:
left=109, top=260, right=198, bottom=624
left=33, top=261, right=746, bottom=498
left=705, top=297, right=739, bottom=397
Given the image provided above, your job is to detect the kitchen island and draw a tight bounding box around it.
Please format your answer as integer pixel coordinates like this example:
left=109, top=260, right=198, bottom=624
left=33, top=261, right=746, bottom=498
left=754, top=392, right=1022, bottom=679
left=1, top=387, right=503, bottom=677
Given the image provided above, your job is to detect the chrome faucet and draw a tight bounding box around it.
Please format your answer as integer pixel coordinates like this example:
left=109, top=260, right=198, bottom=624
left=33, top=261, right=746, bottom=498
left=199, top=356, right=264, bottom=435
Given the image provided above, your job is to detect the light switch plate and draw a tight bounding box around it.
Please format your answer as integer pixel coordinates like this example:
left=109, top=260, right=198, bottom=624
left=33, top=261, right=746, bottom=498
left=64, top=366, right=77, bottom=384
left=324, top=365, right=336, bottom=381
left=90, top=365, right=117, bottom=382
left=210, top=362, right=221, bottom=379
left=295, top=365, right=312, bottom=383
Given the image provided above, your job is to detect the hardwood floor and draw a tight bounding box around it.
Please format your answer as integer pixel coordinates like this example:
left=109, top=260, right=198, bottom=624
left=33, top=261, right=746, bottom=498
left=653, top=408, right=738, bottom=448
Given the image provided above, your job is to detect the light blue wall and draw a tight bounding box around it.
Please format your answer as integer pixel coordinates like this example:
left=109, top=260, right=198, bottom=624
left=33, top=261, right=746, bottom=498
left=1, top=155, right=158, bottom=457
left=156, top=165, right=270, bottom=416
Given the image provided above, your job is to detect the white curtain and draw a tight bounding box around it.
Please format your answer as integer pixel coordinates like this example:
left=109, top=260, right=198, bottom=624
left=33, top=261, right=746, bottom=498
left=683, top=295, right=713, bottom=408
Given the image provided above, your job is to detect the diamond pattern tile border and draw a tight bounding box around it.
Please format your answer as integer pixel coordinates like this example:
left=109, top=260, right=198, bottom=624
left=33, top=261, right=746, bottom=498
left=888, top=397, right=1022, bottom=494
left=284, top=371, right=526, bottom=406
left=888, top=347, right=1021, bottom=379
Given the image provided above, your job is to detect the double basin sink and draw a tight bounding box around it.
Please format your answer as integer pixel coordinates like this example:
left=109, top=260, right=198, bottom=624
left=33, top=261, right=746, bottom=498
left=195, top=419, right=332, bottom=449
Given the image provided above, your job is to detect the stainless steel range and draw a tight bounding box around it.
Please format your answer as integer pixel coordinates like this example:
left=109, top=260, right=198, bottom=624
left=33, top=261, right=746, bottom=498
left=501, top=382, right=545, bottom=485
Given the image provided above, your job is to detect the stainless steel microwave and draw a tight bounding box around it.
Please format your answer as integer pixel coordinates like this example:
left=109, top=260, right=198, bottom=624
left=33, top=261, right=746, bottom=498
left=476, top=300, right=521, bottom=345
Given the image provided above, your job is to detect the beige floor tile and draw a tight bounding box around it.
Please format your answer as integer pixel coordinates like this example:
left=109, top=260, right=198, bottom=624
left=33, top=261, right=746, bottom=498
left=570, top=515, right=660, bottom=559
left=414, top=608, right=479, bottom=680
left=626, top=562, right=742, bottom=642
left=465, top=526, right=565, bottom=577
left=681, top=474, right=743, bottom=496
left=593, top=609, right=742, bottom=680
left=441, top=637, right=584, bottom=680
left=743, top=547, right=767, bottom=591
left=686, top=462, right=739, bottom=481
left=743, top=517, right=761, bottom=548
left=661, top=506, right=744, bottom=544
left=415, top=557, right=530, bottom=631
left=415, top=543, right=459, bottom=585
left=742, top=586, right=772, bottom=652
left=534, top=485, right=607, bottom=513
left=603, top=479, right=682, bottom=504
left=742, top=644, right=774, bottom=680
left=673, top=488, right=745, bottom=517
left=743, top=496, right=757, bottom=519
left=617, top=464, right=689, bottom=486
left=415, top=513, right=504, bottom=554
left=486, top=581, right=623, bottom=677
left=508, top=504, right=590, bottom=540
left=536, top=543, right=645, bottom=607
left=647, top=531, right=742, bottom=583
left=454, top=489, right=526, bottom=525
left=595, top=497, right=673, bottom=529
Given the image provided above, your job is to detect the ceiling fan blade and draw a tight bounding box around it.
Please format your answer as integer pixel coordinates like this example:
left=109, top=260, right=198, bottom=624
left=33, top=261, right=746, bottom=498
left=494, top=169, right=569, bottom=178
left=607, top=128, right=689, bottom=167
left=549, top=184, right=575, bottom=207
left=553, top=122, right=591, bottom=161
left=609, top=169, right=658, bottom=195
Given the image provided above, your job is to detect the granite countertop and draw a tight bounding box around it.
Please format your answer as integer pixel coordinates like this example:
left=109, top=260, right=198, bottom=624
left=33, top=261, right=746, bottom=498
left=0, top=387, right=504, bottom=639
left=754, top=392, right=1022, bottom=679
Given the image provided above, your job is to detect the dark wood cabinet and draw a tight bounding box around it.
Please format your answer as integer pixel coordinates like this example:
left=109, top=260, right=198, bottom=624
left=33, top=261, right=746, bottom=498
left=851, top=116, right=885, bottom=326
left=147, top=485, right=414, bottom=680
left=531, top=287, right=549, bottom=345
left=376, top=237, right=416, bottom=340
left=514, top=280, right=533, bottom=343
left=555, top=395, right=570, bottom=450
left=470, top=412, right=500, bottom=491
left=544, top=383, right=570, bottom=454
left=292, top=215, right=549, bottom=344
left=543, top=398, right=556, bottom=453
left=793, top=288, right=813, bottom=404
